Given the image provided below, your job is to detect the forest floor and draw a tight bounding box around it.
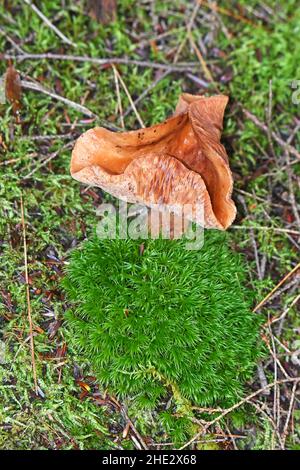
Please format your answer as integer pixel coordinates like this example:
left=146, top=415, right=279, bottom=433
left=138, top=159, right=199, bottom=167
left=0, top=0, right=299, bottom=450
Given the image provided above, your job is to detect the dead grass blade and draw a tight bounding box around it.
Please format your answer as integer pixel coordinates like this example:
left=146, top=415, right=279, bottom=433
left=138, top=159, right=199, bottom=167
left=20, top=195, right=38, bottom=395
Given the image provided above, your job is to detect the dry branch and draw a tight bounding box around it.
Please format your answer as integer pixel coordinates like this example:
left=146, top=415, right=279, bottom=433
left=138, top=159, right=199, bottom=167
left=180, top=377, right=300, bottom=449
left=253, top=262, right=300, bottom=312
left=3, top=53, right=198, bottom=72
left=243, top=108, right=300, bottom=161
left=23, top=0, right=76, bottom=47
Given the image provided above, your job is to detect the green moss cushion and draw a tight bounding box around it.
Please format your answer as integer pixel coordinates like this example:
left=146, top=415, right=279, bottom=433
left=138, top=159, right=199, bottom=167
left=64, top=231, right=262, bottom=408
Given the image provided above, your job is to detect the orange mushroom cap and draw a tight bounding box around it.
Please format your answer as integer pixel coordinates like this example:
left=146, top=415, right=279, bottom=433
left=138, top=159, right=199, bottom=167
left=71, top=93, right=236, bottom=230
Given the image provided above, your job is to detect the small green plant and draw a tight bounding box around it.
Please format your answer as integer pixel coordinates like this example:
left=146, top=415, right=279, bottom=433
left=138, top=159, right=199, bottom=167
left=64, top=230, right=263, bottom=410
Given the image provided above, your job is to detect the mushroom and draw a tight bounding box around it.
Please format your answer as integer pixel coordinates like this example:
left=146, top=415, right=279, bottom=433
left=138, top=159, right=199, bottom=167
left=70, top=93, right=236, bottom=230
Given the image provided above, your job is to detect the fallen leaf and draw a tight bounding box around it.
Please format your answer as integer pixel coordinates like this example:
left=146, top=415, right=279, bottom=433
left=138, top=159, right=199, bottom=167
left=40, top=343, right=67, bottom=360
left=77, top=381, right=91, bottom=392
left=87, top=0, right=117, bottom=24
left=5, top=64, right=22, bottom=115
left=79, top=390, right=90, bottom=400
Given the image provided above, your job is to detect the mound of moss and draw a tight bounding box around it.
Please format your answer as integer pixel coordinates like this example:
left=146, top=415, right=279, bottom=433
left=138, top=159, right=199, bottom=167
left=64, top=231, right=262, bottom=409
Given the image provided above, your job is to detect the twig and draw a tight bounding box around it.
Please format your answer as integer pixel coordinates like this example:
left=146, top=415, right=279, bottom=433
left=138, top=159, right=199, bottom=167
left=122, top=69, right=171, bottom=119
left=264, top=339, right=290, bottom=380
left=187, top=30, right=216, bottom=86
left=267, top=317, right=281, bottom=434
left=113, top=68, right=145, bottom=128
left=261, top=276, right=300, bottom=306
left=173, top=1, right=201, bottom=63
left=20, top=195, right=38, bottom=395
left=206, top=0, right=232, bottom=40
left=133, top=27, right=185, bottom=49
left=130, top=434, right=142, bottom=450
left=257, top=363, right=270, bottom=395
left=21, top=79, right=97, bottom=118
left=285, top=149, right=300, bottom=229
left=174, top=2, right=215, bottom=86
left=282, top=381, right=298, bottom=446
left=273, top=335, right=292, bottom=355
left=150, top=0, right=159, bottom=31
left=20, top=133, right=77, bottom=142
left=238, top=195, right=262, bottom=280
left=112, top=65, right=125, bottom=129
left=250, top=400, right=284, bottom=449
left=186, top=73, right=210, bottom=88
left=3, top=52, right=198, bottom=72
left=23, top=0, right=76, bottom=48
left=253, top=262, right=300, bottom=312
left=202, top=0, right=264, bottom=27
left=231, top=225, right=300, bottom=236
left=259, top=202, right=300, bottom=251
left=125, top=413, right=148, bottom=451
left=266, top=79, right=276, bottom=158
left=111, top=398, right=148, bottom=450
left=180, top=377, right=300, bottom=449
left=191, top=406, right=225, bottom=414
left=0, top=26, right=25, bottom=53
left=21, top=75, right=119, bottom=132
left=223, top=422, right=238, bottom=450
left=269, top=294, right=300, bottom=325
left=23, top=141, right=74, bottom=179
left=287, top=122, right=300, bottom=145
left=235, top=188, right=284, bottom=209
left=0, top=158, right=21, bottom=166
left=120, top=2, right=199, bottom=121
left=242, top=108, right=300, bottom=161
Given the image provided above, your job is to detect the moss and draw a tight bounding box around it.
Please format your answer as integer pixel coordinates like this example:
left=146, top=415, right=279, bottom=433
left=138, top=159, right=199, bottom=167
left=64, top=230, right=263, bottom=410
left=1, top=0, right=298, bottom=449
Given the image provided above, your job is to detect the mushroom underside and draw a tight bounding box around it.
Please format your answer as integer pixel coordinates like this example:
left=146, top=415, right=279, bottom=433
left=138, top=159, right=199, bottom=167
left=70, top=94, right=236, bottom=230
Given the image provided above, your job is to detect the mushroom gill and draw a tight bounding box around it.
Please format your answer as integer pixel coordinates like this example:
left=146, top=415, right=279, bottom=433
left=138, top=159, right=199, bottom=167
left=70, top=93, right=236, bottom=230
